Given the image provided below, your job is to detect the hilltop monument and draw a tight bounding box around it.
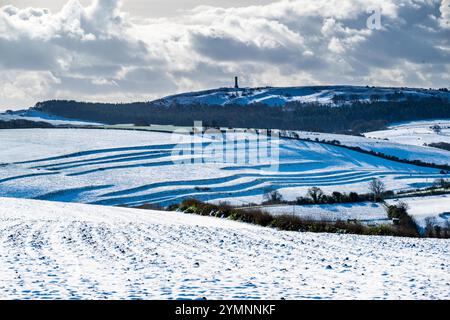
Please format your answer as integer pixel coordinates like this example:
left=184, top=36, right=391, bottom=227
left=234, top=76, right=239, bottom=89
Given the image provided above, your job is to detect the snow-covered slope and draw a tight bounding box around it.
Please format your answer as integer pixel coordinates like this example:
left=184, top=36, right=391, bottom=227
left=155, top=86, right=450, bottom=107
left=0, top=197, right=448, bottom=300
left=0, top=110, right=103, bottom=126
left=289, top=130, right=450, bottom=166
left=365, top=120, right=450, bottom=147
left=0, top=129, right=448, bottom=207
left=387, top=195, right=450, bottom=227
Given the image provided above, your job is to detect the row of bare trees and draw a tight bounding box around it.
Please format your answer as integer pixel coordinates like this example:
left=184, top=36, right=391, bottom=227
left=262, top=178, right=387, bottom=205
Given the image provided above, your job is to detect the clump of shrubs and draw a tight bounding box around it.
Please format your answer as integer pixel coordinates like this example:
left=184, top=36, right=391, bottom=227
left=433, top=178, right=450, bottom=189
left=230, top=209, right=273, bottom=227
left=134, top=203, right=164, bottom=211
left=140, top=192, right=449, bottom=238
left=175, top=198, right=231, bottom=217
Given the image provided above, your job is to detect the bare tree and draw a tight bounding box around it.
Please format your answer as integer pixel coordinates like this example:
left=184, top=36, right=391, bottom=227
left=433, top=178, right=450, bottom=189
left=307, top=187, right=324, bottom=204
left=263, top=188, right=284, bottom=204
left=368, top=178, right=385, bottom=202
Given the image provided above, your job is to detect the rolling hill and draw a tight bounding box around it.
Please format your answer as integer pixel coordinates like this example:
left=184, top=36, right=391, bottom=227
left=1, top=85, right=450, bottom=135
left=154, top=85, right=450, bottom=107
left=0, top=129, right=448, bottom=207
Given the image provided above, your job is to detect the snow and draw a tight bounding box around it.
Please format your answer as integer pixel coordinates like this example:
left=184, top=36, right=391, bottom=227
left=1, top=129, right=448, bottom=207
left=0, top=197, right=448, bottom=300
left=0, top=110, right=103, bottom=126
left=365, top=119, right=450, bottom=147
left=289, top=130, right=450, bottom=166
left=0, top=128, right=186, bottom=163
left=156, top=86, right=450, bottom=107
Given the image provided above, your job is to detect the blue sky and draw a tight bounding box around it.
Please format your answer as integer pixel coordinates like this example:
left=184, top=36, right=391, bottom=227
left=0, top=0, right=449, bottom=109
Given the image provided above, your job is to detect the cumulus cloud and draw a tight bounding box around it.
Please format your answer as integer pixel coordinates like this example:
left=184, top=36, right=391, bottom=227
left=439, top=0, right=450, bottom=28
left=0, top=0, right=449, bottom=109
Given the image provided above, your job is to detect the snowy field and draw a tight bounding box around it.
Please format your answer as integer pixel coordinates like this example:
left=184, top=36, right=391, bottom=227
left=387, top=195, right=450, bottom=227
left=258, top=194, right=450, bottom=227
left=290, top=130, right=450, bottom=166
left=0, top=129, right=448, bottom=207
left=156, top=86, right=450, bottom=107
left=365, top=120, right=450, bottom=147
left=0, top=197, right=448, bottom=300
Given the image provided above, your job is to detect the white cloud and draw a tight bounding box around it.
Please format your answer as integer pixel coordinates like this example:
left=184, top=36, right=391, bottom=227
left=439, top=0, right=450, bottom=28
left=0, top=71, right=60, bottom=108
left=0, top=0, right=449, bottom=109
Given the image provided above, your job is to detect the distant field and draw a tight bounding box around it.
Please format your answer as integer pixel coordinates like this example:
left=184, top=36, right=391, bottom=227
left=365, top=119, right=450, bottom=147
left=290, top=130, right=450, bottom=166
left=253, top=194, right=450, bottom=227
left=0, top=128, right=448, bottom=207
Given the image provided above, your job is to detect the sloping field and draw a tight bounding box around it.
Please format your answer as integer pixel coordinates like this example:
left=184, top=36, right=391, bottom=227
left=0, top=110, right=103, bottom=126
left=0, top=129, right=447, bottom=207
left=0, top=197, right=448, bottom=300
left=291, top=130, right=450, bottom=166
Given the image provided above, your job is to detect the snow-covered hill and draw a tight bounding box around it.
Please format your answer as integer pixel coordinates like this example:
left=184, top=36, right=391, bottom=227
left=288, top=130, right=450, bottom=166
left=154, top=85, right=450, bottom=107
left=365, top=120, right=450, bottom=147
left=0, top=129, right=448, bottom=207
left=0, top=197, right=448, bottom=300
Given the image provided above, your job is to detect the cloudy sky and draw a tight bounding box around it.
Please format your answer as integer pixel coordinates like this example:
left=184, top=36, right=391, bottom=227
left=0, top=0, right=449, bottom=109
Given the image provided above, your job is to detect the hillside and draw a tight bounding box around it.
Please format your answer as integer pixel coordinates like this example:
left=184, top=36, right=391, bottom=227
left=365, top=120, right=450, bottom=147
left=0, top=110, right=103, bottom=126
left=0, top=129, right=448, bottom=207
left=0, top=197, right=448, bottom=300
left=287, top=130, right=450, bottom=166
left=154, top=85, right=450, bottom=107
